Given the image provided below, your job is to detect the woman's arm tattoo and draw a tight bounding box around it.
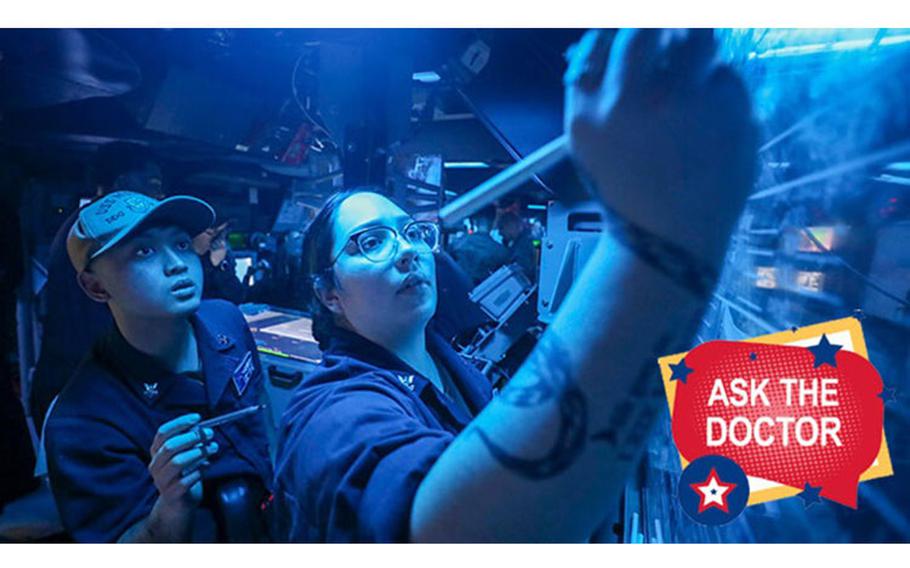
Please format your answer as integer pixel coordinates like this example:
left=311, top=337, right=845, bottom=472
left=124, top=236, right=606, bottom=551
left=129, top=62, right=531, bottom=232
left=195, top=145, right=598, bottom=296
left=472, top=333, right=588, bottom=479
left=474, top=302, right=707, bottom=478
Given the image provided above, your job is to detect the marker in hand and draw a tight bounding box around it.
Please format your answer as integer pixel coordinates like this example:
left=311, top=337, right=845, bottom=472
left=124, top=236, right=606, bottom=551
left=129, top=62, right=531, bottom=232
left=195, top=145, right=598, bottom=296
left=196, top=404, right=265, bottom=430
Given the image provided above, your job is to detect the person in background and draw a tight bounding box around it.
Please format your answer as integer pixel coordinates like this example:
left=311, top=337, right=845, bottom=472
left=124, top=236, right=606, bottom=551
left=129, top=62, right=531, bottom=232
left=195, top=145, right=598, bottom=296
left=495, top=198, right=539, bottom=283
left=449, top=205, right=511, bottom=286
left=193, top=220, right=246, bottom=305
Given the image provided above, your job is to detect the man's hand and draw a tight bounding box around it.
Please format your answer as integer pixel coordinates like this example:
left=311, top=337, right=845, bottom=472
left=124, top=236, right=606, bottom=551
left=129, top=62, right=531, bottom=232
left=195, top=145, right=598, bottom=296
left=193, top=229, right=215, bottom=256
left=118, top=413, right=218, bottom=542
left=148, top=413, right=217, bottom=516
left=565, top=29, right=757, bottom=266
left=193, top=221, right=230, bottom=266
left=209, top=235, right=228, bottom=266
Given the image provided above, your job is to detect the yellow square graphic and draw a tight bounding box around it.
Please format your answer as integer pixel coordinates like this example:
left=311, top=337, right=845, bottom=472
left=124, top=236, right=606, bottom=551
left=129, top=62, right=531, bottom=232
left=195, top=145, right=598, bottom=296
left=658, top=317, right=894, bottom=506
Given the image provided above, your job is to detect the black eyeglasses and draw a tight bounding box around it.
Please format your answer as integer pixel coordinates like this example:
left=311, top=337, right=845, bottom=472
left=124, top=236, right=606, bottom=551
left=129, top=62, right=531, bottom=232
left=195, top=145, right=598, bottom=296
left=330, top=221, right=440, bottom=265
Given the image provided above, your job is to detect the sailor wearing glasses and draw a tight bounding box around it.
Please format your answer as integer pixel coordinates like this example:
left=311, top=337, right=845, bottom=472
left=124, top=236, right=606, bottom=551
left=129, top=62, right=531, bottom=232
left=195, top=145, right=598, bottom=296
left=274, top=189, right=493, bottom=542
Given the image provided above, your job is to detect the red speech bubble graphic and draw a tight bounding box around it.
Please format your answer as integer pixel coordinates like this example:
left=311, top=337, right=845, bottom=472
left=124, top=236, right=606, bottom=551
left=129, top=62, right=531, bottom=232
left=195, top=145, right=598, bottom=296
left=671, top=340, right=884, bottom=508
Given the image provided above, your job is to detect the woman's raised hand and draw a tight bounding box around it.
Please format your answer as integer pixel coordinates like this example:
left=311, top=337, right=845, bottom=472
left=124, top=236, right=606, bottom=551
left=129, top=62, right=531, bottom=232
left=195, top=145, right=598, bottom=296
left=564, top=29, right=757, bottom=266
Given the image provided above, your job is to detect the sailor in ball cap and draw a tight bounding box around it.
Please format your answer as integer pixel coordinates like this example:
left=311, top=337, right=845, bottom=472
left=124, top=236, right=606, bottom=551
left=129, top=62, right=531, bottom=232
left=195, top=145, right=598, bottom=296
left=45, top=190, right=274, bottom=542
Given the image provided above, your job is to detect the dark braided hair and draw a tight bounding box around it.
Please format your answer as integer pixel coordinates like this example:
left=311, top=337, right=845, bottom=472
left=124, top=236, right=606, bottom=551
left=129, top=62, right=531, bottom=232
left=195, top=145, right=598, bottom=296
left=301, top=188, right=383, bottom=350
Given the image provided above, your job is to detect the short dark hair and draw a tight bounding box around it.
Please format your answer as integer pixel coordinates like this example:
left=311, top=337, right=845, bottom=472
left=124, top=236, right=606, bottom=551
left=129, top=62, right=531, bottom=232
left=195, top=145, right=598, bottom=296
left=301, top=188, right=385, bottom=350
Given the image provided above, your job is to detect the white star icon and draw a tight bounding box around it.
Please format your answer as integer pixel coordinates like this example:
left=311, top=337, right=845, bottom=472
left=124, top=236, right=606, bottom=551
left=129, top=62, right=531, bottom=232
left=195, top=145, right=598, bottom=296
left=689, top=467, right=737, bottom=513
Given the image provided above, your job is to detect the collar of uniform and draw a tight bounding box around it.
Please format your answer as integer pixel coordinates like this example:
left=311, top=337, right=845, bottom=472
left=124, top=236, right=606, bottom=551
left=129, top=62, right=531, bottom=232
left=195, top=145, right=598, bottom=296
left=424, top=330, right=492, bottom=416
left=325, top=325, right=492, bottom=420
left=97, top=307, right=241, bottom=408
left=189, top=304, right=242, bottom=408
left=324, top=326, right=427, bottom=394
left=99, top=325, right=193, bottom=408
left=190, top=306, right=237, bottom=354
left=325, top=326, right=411, bottom=373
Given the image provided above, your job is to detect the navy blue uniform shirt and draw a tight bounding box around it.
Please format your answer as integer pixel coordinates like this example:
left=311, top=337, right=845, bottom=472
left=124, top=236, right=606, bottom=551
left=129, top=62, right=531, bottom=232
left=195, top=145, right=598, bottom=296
left=45, top=299, right=273, bottom=543
left=274, top=325, right=493, bottom=543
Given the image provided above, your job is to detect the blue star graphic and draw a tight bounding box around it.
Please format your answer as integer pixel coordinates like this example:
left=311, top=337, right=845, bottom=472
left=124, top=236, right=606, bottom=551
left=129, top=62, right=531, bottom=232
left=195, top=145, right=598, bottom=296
left=749, top=352, right=757, bottom=361
left=669, top=359, right=694, bottom=383
left=879, top=386, right=898, bottom=403
left=797, top=482, right=823, bottom=508
left=807, top=334, right=842, bottom=368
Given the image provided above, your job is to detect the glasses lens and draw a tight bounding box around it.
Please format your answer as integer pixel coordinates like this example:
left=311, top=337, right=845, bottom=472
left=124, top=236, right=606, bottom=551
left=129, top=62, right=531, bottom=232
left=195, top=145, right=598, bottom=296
left=404, top=222, right=439, bottom=252
left=356, top=227, right=396, bottom=262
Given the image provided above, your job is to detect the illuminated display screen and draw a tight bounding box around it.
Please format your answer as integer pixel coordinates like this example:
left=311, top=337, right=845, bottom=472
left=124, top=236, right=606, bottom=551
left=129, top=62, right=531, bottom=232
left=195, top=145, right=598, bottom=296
left=242, top=306, right=321, bottom=363
left=795, top=270, right=825, bottom=292
left=755, top=266, right=778, bottom=289
left=235, top=256, right=254, bottom=284
left=227, top=231, right=247, bottom=249
left=797, top=226, right=836, bottom=252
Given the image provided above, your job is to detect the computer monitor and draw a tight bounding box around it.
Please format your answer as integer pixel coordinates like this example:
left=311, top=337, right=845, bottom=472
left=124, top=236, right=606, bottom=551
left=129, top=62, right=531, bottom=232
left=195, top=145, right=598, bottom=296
left=233, top=251, right=256, bottom=285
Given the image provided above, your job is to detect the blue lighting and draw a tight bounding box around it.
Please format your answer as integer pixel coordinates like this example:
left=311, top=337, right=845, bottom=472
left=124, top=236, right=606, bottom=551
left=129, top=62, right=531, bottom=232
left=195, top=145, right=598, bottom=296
left=746, top=30, right=910, bottom=60
left=443, top=161, right=490, bottom=169
left=412, top=71, right=441, bottom=83
left=880, top=34, right=910, bottom=46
